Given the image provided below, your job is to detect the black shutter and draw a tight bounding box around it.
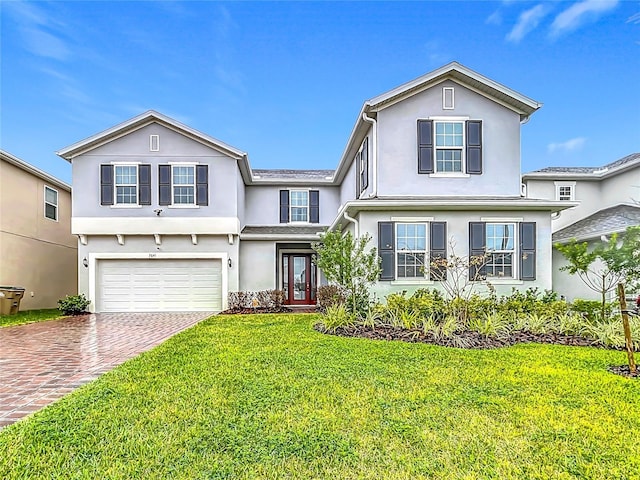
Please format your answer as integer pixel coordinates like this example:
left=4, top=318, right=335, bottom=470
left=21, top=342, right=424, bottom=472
left=520, top=222, right=536, bottom=280
left=279, top=190, right=289, bottom=223
left=469, top=222, right=487, bottom=280
left=196, top=165, right=208, bottom=206
left=430, top=222, right=447, bottom=281
left=418, top=120, right=434, bottom=174
left=100, top=164, right=114, bottom=205
left=378, top=222, right=395, bottom=281
left=158, top=165, right=171, bottom=206
left=466, top=120, right=482, bottom=174
left=138, top=164, right=151, bottom=205
left=361, top=137, right=369, bottom=190
left=309, top=190, right=319, bottom=223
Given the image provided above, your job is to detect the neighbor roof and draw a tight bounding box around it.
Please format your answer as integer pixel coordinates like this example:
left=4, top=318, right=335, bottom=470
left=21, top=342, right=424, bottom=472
left=523, top=153, right=640, bottom=180
left=552, top=204, right=640, bottom=243
left=1, top=149, right=70, bottom=192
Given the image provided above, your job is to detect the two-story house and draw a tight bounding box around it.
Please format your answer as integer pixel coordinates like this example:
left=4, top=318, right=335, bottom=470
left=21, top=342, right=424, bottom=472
left=523, top=153, right=640, bottom=300
left=0, top=150, right=77, bottom=310
left=58, top=62, right=570, bottom=313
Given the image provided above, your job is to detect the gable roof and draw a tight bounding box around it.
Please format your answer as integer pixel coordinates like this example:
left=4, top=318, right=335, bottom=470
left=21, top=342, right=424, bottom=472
left=523, top=153, right=640, bottom=181
left=56, top=110, right=248, bottom=162
left=552, top=204, right=640, bottom=243
left=334, top=62, right=541, bottom=184
left=1, top=149, right=70, bottom=192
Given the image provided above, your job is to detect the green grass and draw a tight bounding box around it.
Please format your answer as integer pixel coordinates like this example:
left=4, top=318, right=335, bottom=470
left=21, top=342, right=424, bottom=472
left=0, top=308, right=64, bottom=327
left=1, top=314, right=639, bottom=479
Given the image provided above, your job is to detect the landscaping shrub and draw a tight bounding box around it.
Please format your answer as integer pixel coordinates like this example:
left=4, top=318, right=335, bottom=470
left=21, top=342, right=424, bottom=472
left=321, top=304, right=356, bottom=331
left=317, top=285, right=347, bottom=313
left=57, top=294, right=90, bottom=315
left=571, top=299, right=616, bottom=323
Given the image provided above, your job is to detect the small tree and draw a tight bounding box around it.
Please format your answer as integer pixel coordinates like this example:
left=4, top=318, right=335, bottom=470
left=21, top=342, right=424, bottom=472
left=312, top=227, right=381, bottom=317
left=555, top=226, right=640, bottom=321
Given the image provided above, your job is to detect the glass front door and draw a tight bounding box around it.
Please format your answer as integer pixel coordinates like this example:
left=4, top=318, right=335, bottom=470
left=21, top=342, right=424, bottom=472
left=282, top=254, right=316, bottom=305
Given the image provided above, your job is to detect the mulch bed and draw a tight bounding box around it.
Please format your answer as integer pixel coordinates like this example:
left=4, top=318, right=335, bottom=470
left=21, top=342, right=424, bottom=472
left=608, top=365, right=640, bottom=378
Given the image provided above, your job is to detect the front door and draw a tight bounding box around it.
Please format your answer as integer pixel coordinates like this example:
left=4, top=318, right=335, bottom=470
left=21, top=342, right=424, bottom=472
left=282, top=254, right=316, bottom=305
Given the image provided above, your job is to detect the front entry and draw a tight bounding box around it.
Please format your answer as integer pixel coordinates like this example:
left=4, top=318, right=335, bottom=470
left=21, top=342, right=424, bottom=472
left=282, top=254, right=317, bottom=305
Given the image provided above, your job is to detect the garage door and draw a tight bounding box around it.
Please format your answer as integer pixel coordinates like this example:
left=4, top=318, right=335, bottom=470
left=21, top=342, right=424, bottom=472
left=98, top=258, right=222, bottom=312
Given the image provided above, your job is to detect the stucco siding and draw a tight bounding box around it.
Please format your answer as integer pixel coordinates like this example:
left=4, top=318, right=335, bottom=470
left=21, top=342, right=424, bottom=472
left=238, top=241, right=277, bottom=291
left=356, top=209, right=553, bottom=301
left=71, top=123, right=240, bottom=218
left=0, top=158, right=77, bottom=309
left=376, top=80, right=522, bottom=197
left=244, top=185, right=340, bottom=225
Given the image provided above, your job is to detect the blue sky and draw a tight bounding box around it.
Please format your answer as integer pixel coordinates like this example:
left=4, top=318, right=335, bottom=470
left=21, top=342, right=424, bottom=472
left=2, top=0, right=639, bottom=184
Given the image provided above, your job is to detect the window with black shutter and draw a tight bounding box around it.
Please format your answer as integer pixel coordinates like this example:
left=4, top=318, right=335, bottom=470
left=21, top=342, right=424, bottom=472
left=417, top=120, right=434, bottom=174
left=309, top=190, right=319, bottom=223
left=430, top=222, right=447, bottom=281
left=158, top=165, right=171, bottom=205
left=279, top=190, right=290, bottom=223
left=100, top=164, right=114, bottom=205
left=196, top=165, right=208, bottom=206
left=520, top=222, right=536, bottom=280
left=469, top=222, right=487, bottom=280
left=138, top=164, right=151, bottom=205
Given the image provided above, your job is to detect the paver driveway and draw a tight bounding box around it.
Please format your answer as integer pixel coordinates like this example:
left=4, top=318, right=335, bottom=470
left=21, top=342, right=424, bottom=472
left=0, top=312, right=213, bottom=429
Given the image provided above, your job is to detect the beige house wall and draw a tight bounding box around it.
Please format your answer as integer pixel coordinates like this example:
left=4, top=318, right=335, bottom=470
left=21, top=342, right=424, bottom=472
left=0, top=157, right=77, bottom=310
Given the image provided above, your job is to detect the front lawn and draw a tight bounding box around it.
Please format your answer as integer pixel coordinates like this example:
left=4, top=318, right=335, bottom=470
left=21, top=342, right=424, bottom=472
left=0, top=309, right=63, bottom=328
left=1, top=314, right=639, bottom=479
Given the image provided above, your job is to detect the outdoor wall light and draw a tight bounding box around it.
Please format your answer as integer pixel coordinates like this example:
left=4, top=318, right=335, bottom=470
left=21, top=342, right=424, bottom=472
left=228, top=258, right=232, bottom=268
left=82, top=257, right=89, bottom=268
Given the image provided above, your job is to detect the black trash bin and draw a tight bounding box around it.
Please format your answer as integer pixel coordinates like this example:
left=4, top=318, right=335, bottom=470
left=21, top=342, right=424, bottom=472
left=0, top=287, right=26, bottom=315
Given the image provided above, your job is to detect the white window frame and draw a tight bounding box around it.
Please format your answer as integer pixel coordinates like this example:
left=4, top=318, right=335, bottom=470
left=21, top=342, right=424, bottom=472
left=289, top=189, right=310, bottom=223
left=395, top=222, right=429, bottom=280
left=171, top=164, right=196, bottom=206
left=44, top=186, right=58, bottom=221
left=433, top=118, right=466, bottom=175
left=113, top=164, right=139, bottom=207
left=442, top=87, right=455, bottom=110
left=555, top=181, right=576, bottom=201
left=485, top=222, right=517, bottom=280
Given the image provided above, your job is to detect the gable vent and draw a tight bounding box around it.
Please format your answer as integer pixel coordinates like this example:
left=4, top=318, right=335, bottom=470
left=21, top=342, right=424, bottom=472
left=150, top=134, right=160, bottom=152
left=443, top=87, right=455, bottom=110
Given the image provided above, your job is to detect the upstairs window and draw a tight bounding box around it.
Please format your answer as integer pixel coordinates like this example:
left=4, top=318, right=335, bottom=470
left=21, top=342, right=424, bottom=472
left=44, top=186, right=58, bottom=221
left=279, top=190, right=319, bottom=223
left=418, top=119, right=482, bottom=175
left=435, top=121, right=464, bottom=173
left=555, top=182, right=575, bottom=201
left=290, top=190, right=309, bottom=222
left=115, top=165, right=138, bottom=205
left=172, top=165, right=195, bottom=205
left=158, top=164, right=208, bottom=206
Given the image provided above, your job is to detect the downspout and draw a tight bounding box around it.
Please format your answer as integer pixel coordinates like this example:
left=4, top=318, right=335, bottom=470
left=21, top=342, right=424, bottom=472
left=343, top=210, right=359, bottom=238
left=362, top=112, right=377, bottom=198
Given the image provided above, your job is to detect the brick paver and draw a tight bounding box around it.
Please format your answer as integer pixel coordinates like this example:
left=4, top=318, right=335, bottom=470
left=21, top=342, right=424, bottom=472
left=0, top=312, right=212, bottom=429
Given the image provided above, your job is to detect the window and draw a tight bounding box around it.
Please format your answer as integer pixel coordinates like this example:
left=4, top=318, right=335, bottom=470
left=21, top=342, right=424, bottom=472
left=44, top=186, right=58, bottom=221
left=290, top=190, right=309, bottom=222
left=485, top=223, right=515, bottom=278
left=396, top=223, right=427, bottom=278
left=418, top=119, right=482, bottom=175
left=435, top=121, right=464, bottom=172
left=172, top=165, right=195, bottom=205
left=114, top=165, right=138, bottom=205
left=555, top=182, right=575, bottom=201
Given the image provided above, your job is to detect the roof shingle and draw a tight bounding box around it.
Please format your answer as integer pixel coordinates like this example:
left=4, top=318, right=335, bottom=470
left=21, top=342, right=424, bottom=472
left=552, top=204, right=640, bottom=243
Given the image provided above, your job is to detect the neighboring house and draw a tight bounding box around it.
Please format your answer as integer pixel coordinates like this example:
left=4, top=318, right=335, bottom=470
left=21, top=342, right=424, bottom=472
left=523, top=153, right=640, bottom=300
left=58, top=62, right=571, bottom=313
left=0, top=150, right=77, bottom=310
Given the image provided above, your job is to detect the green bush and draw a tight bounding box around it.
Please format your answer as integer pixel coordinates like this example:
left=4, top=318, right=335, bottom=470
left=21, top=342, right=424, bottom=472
left=317, top=285, right=347, bottom=313
left=571, top=299, right=616, bottom=323
left=57, top=294, right=90, bottom=315
left=321, top=304, right=356, bottom=332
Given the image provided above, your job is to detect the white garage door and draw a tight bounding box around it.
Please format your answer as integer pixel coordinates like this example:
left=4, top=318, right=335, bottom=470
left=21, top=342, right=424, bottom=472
left=98, top=258, right=222, bottom=312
